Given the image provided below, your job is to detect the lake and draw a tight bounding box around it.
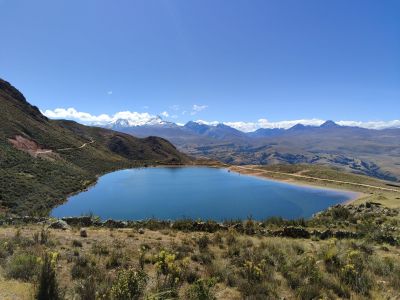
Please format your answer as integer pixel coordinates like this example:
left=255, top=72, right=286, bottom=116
left=51, top=167, right=357, bottom=220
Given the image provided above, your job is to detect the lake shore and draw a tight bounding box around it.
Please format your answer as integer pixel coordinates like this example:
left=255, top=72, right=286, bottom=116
left=227, top=165, right=366, bottom=205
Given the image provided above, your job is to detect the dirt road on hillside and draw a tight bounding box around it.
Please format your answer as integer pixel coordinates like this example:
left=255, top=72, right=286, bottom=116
left=232, top=165, right=400, bottom=193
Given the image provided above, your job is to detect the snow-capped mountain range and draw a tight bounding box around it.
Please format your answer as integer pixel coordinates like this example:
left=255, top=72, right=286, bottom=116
left=104, top=116, right=172, bottom=129
left=91, top=117, right=400, bottom=181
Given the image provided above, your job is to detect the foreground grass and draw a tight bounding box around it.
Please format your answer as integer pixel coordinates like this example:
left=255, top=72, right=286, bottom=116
left=0, top=202, right=399, bottom=300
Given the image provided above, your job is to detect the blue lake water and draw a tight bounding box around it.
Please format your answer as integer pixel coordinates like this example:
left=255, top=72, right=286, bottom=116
left=51, top=167, right=357, bottom=220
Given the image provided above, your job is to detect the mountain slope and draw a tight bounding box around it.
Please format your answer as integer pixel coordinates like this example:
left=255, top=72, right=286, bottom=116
left=0, top=79, right=190, bottom=215
left=106, top=118, right=400, bottom=181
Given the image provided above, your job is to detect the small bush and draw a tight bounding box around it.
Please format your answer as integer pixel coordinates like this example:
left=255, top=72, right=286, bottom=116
left=106, top=251, right=123, bottom=269
left=111, top=269, right=147, bottom=300
left=33, top=229, right=50, bottom=245
left=154, top=250, right=182, bottom=295
left=71, top=256, right=93, bottom=279
left=197, top=234, right=210, bottom=252
left=329, top=206, right=351, bottom=220
left=6, top=253, right=40, bottom=281
left=0, top=238, right=15, bottom=259
left=212, top=232, right=222, bottom=244
left=72, top=240, right=83, bottom=247
left=186, top=278, right=217, bottom=300
left=91, top=242, right=109, bottom=256
left=36, top=252, right=60, bottom=300
left=225, top=231, right=236, bottom=246
left=40, top=229, right=50, bottom=245
left=340, top=264, right=372, bottom=295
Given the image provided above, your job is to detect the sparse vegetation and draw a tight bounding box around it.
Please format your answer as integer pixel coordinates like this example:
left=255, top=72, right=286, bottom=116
left=0, top=201, right=399, bottom=299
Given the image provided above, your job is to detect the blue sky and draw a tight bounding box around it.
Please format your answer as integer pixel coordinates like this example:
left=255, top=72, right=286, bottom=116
left=0, top=0, right=399, bottom=130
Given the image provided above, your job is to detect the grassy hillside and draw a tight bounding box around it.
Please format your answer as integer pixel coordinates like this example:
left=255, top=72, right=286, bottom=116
left=0, top=79, right=190, bottom=215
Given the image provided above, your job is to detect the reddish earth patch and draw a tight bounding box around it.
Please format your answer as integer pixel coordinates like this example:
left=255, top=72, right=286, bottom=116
left=8, top=135, right=57, bottom=158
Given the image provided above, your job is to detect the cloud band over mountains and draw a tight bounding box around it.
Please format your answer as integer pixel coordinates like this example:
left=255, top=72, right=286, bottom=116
left=42, top=107, right=400, bottom=132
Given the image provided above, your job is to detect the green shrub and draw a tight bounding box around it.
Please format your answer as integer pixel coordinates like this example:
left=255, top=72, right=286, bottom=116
left=154, top=250, right=182, bottom=296
left=139, top=244, right=149, bottom=270
left=225, top=231, right=236, bottom=246
left=329, top=206, right=351, bottom=220
left=197, top=234, right=210, bottom=252
left=71, top=256, right=94, bottom=279
left=39, top=229, right=50, bottom=245
left=338, top=250, right=372, bottom=295
left=6, top=252, right=40, bottom=281
left=111, top=269, right=147, bottom=300
left=339, top=263, right=372, bottom=295
left=106, top=251, right=123, bottom=269
left=0, top=238, right=15, bottom=259
left=91, top=242, right=109, bottom=256
left=72, top=240, right=83, bottom=247
left=186, top=278, right=217, bottom=300
left=36, top=252, right=60, bottom=300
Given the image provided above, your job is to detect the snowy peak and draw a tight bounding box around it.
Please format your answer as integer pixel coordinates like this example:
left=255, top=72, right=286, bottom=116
left=112, top=118, right=131, bottom=128
left=106, top=116, right=171, bottom=129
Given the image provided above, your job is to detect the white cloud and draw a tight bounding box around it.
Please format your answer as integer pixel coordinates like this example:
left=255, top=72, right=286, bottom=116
left=195, top=120, right=220, bottom=126
left=224, top=118, right=325, bottom=132
left=107, top=91, right=113, bottom=95
left=160, top=111, right=169, bottom=118
left=337, top=120, right=400, bottom=130
left=42, top=107, right=160, bottom=126
left=190, top=104, right=208, bottom=115
left=223, top=119, right=400, bottom=132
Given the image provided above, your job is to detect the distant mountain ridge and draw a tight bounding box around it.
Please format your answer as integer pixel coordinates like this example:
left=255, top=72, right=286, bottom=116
left=102, top=118, right=400, bottom=181
left=102, top=117, right=398, bottom=137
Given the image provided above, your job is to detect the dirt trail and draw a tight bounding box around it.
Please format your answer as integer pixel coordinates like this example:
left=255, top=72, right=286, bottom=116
left=232, top=165, right=400, bottom=193
left=57, top=138, right=95, bottom=152
left=34, top=138, right=94, bottom=155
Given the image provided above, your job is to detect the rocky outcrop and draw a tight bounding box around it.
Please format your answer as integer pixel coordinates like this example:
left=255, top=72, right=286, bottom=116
left=48, top=219, right=71, bottom=230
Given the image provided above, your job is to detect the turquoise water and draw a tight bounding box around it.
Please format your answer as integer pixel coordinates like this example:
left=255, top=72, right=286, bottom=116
left=51, top=167, right=356, bottom=220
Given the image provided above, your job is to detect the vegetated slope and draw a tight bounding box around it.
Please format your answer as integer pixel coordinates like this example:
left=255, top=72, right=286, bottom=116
left=0, top=79, right=190, bottom=215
